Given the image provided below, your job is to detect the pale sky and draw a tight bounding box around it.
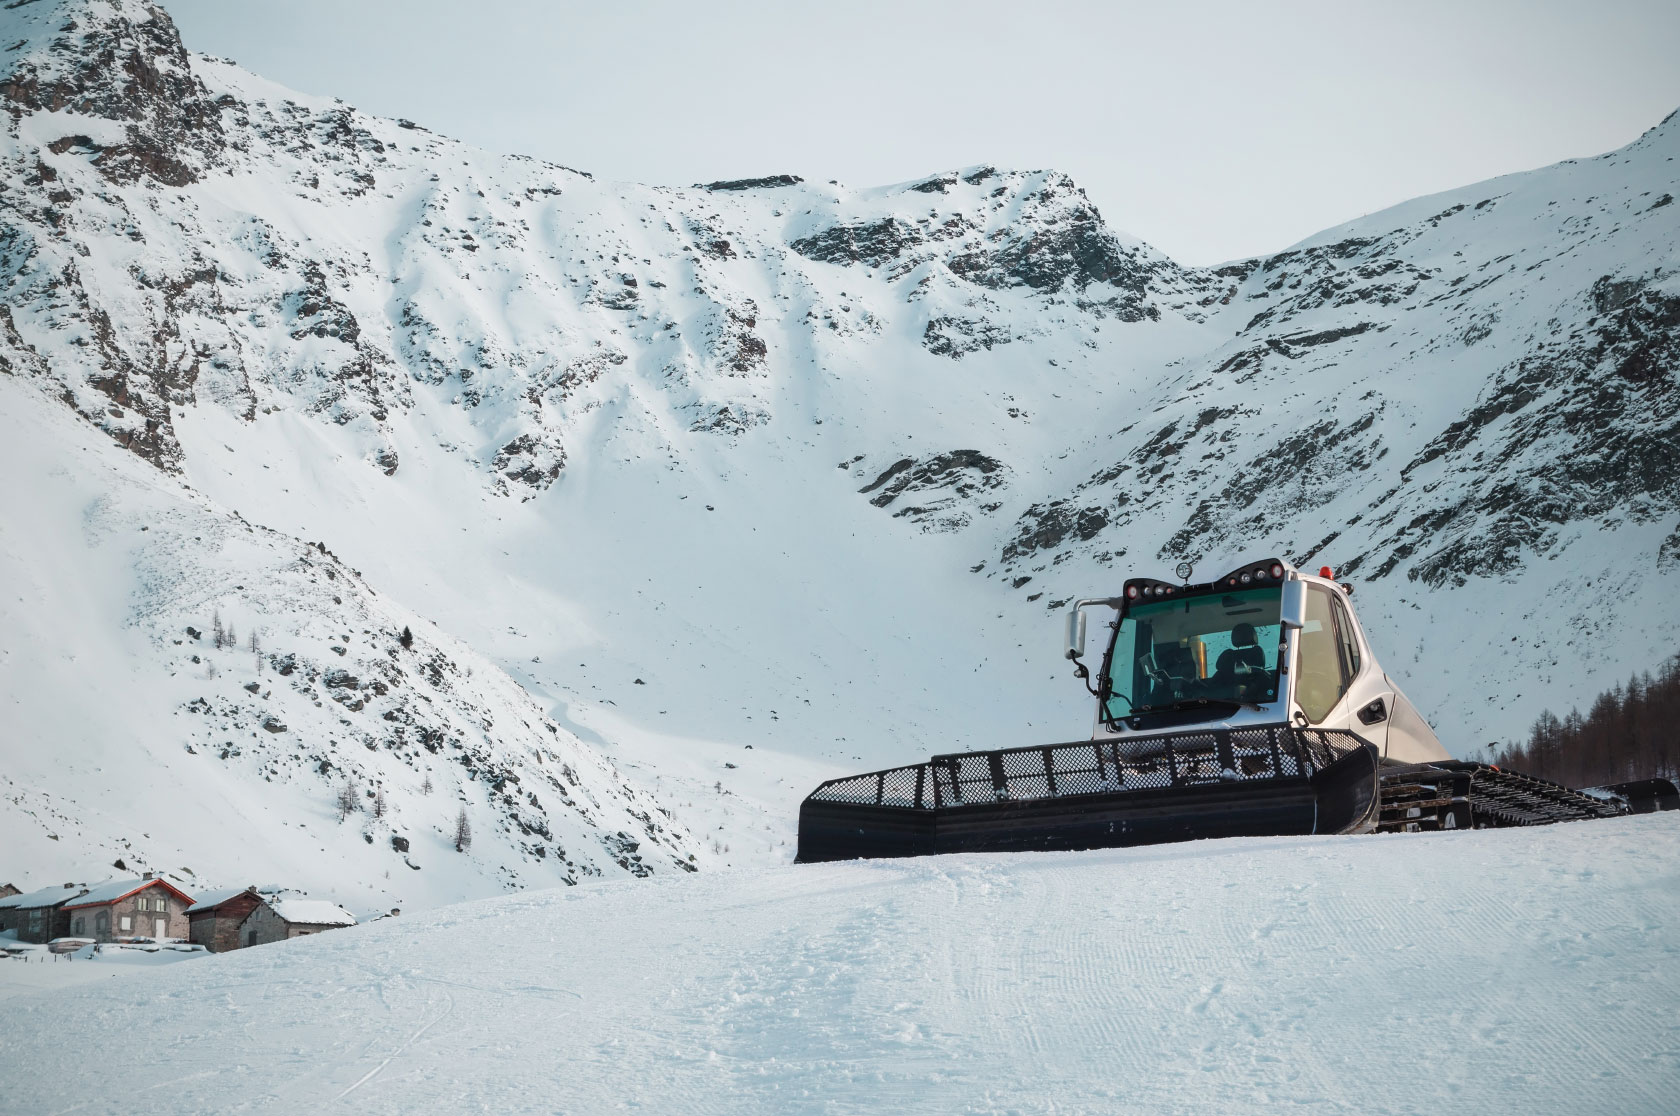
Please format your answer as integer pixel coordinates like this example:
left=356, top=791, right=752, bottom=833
left=164, top=0, right=1680, bottom=266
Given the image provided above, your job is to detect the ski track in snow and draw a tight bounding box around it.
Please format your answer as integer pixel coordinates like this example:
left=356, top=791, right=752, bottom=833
left=5, top=815, right=1678, bottom=1115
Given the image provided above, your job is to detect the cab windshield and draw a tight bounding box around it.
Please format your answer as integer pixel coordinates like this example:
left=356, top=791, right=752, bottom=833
left=1104, top=586, right=1284, bottom=722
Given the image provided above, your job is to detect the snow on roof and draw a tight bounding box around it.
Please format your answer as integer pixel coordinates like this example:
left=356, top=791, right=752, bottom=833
left=268, top=899, right=356, bottom=927
left=0, top=884, right=88, bottom=910
left=185, top=887, right=254, bottom=915
left=63, top=877, right=193, bottom=910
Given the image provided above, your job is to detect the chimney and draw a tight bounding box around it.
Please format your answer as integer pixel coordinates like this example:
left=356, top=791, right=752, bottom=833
left=143, top=872, right=153, bottom=880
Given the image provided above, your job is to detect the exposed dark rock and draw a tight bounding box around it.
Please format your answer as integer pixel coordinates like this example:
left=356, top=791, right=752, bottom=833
left=702, top=174, right=803, bottom=191
left=943, top=179, right=1161, bottom=302
left=492, top=433, right=564, bottom=494
left=1275, top=322, right=1378, bottom=349
left=594, top=280, right=639, bottom=311
left=790, top=218, right=921, bottom=268
left=923, top=315, right=1012, bottom=359
left=1376, top=275, right=1680, bottom=587
left=1003, top=500, right=1110, bottom=563
left=288, top=263, right=359, bottom=344
left=855, top=450, right=1009, bottom=532
left=0, top=0, right=225, bottom=185
left=908, top=173, right=957, bottom=194
left=688, top=403, right=768, bottom=436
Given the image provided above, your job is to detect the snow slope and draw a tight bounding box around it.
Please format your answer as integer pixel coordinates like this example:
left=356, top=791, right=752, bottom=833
left=2, top=816, right=1676, bottom=1114
left=0, top=373, right=702, bottom=911
left=1, top=0, right=1677, bottom=903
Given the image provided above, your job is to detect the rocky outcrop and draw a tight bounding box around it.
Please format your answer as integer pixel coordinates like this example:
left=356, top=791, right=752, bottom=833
left=0, top=0, right=224, bottom=185
left=923, top=315, right=1013, bottom=358
left=854, top=450, right=1010, bottom=532
left=792, top=218, right=922, bottom=269
left=702, top=174, right=802, bottom=191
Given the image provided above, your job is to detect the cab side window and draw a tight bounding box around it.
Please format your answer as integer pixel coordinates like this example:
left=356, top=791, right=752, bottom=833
left=1296, top=586, right=1351, bottom=723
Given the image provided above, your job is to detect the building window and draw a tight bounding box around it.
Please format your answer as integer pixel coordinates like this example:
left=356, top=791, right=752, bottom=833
left=120, top=915, right=131, bottom=932
left=73, top=917, right=84, bottom=936
left=246, top=930, right=257, bottom=947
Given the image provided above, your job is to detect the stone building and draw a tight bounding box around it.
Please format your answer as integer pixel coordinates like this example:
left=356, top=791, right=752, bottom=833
left=238, top=897, right=357, bottom=947
left=0, top=883, right=18, bottom=900
left=0, top=884, right=88, bottom=943
left=186, top=887, right=265, bottom=952
left=61, top=876, right=194, bottom=943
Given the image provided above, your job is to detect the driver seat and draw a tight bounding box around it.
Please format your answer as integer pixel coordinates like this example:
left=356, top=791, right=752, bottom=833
left=1216, top=622, right=1266, bottom=676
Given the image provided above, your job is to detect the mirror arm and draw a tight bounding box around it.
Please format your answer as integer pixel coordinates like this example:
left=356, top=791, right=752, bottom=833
left=1068, top=654, right=1103, bottom=699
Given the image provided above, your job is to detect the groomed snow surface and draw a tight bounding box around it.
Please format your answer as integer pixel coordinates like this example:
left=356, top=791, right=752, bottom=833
left=4, top=816, right=1677, bottom=1115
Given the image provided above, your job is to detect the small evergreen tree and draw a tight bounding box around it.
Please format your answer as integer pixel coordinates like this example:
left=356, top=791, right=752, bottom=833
left=212, top=610, right=225, bottom=650
left=399, top=625, right=414, bottom=649
left=453, top=807, right=472, bottom=852
left=373, top=786, right=387, bottom=818
left=421, top=773, right=433, bottom=795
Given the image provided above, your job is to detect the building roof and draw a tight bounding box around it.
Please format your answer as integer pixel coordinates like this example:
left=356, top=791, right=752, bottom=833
left=0, top=884, right=88, bottom=910
left=185, top=887, right=258, bottom=915
left=268, top=898, right=357, bottom=927
left=62, top=877, right=195, bottom=910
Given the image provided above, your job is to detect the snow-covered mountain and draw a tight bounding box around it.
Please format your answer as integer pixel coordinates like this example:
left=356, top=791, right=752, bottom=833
left=0, top=374, right=704, bottom=911
left=2, top=0, right=1675, bottom=905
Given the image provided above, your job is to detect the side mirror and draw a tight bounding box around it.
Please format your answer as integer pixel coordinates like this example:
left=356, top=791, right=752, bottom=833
left=1064, top=608, right=1088, bottom=660
left=1280, top=579, right=1307, bottom=631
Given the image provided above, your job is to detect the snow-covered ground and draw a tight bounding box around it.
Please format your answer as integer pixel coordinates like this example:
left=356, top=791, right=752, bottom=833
left=0, top=939, right=207, bottom=1001
left=2, top=816, right=1675, bottom=1115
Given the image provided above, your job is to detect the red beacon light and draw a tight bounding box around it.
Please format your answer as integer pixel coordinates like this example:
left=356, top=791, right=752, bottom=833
left=1319, top=565, right=1334, bottom=579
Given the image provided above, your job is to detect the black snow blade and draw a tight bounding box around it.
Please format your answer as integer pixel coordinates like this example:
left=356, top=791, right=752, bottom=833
left=796, top=727, right=1381, bottom=863
left=1588, top=777, right=1680, bottom=815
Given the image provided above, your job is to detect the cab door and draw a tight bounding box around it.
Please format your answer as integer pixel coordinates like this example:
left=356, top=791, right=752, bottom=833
left=1327, top=592, right=1392, bottom=756
left=1293, top=585, right=1391, bottom=755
